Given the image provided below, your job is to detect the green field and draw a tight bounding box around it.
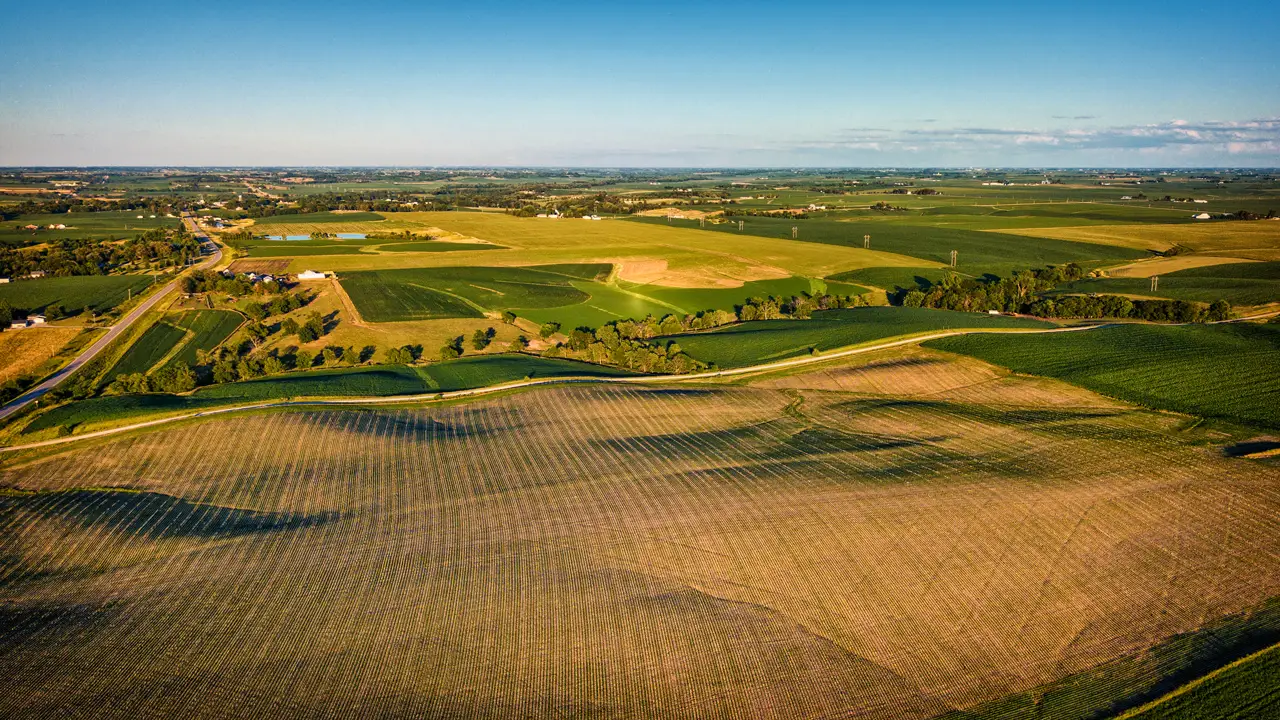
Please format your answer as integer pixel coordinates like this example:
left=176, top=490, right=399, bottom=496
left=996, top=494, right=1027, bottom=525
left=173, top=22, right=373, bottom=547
left=376, top=241, right=505, bottom=253
left=0, top=275, right=158, bottom=314
left=102, top=321, right=188, bottom=379
left=829, top=266, right=953, bottom=293
left=253, top=211, right=385, bottom=225
left=927, top=322, right=1280, bottom=429
left=340, top=264, right=611, bottom=321
left=632, top=216, right=1147, bottom=277
left=669, top=306, right=1057, bottom=368
left=1056, top=261, right=1280, bottom=306
left=1126, top=643, right=1280, bottom=720
left=0, top=211, right=179, bottom=246
left=25, top=354, right=638, bottom=433
left=164, top=311, right=244, bottom=367
left=243, top=244, right=366, bottom=257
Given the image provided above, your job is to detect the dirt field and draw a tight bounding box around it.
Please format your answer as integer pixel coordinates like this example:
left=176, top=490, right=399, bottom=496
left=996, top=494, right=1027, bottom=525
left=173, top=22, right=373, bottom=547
left=1104, top=255, right=1260, bottom=278
left=0, top=327, right=81, bottom=384
left=227, top=258, right=292, bottom=274
left=1, top=351, right=1276, bottom=718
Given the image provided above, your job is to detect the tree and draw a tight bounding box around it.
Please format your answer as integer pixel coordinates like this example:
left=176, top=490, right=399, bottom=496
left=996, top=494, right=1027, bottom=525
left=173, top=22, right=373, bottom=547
left=344, top=346, right=359, bottom=364
left=45, top=303, right=64, bottom=320
left=262, top=355, right=285, bottom=375
left=539, top=321, right=560, bottom=339
left=1206, top=299, right=1231, bottom=322
left=511, top=334, right=529, bottom=351
left=244, top=303, right=268, bottom=322
left=501, top=310, right=517, bottom=324
left=322, top=347, right=338, bottom=365
left=244, top=321, right=270, bottom=346
left=295, top=349, right=314, bottom=370
left=281, top=318, right=299, bottom=336
left=472, top=328, right=492, bottom=351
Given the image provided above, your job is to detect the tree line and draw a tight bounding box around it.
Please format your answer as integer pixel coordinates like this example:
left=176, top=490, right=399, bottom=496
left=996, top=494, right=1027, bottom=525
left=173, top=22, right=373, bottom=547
left=0, top=225, right=201, bottom=279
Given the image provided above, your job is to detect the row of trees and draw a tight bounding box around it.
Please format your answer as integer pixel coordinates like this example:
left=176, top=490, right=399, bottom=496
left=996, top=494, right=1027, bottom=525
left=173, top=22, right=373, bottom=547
left=896, top=264, right=1232, bottom=322
left=179, top=269, right=286, bottom=297
left=0, top=225, right=201, bottom=278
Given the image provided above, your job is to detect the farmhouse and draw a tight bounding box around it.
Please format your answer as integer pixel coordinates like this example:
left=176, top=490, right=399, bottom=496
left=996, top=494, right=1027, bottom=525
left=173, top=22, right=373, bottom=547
left=1193, top=212, right=1212, bottom=220
left=1193, top=199, right=1209, bottom=204
left=29, top=315, right=46, bottom=325
left=23, top=224, right=39, bottom=231
left=8, top=320, right=27, bottom=330
left=297, top=270, right=330, bottom=280
left=26, top=270, right=46, bottom=279
left=0, top=278, right=9, bottom=284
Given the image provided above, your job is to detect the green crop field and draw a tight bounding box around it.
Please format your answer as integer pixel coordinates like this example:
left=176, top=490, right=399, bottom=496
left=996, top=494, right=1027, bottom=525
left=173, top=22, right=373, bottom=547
left=669, top=306, right=1057, bottom=368
left=630, top=216, right=1147, bottom=277
left=0, top=275, right=158, bottom=314
left=829, top=266, right=953, bottom=293
left=101, top=321, right=188, bottom=380
left=3, top=354, right=1276, bottom=717
left=376, top=241, right=505, bottom=253
left=1055, top=261, right=1280, bottom=306
left=0, top=211, right=178, bottom=246
left=164, top=310, right=244, bottom=368
left=1125, top=642, right=1280, bottom=720
left=927, top=322, right=1280, bottom=429
left=253, top=211, right=385, bottom=225
left=340, top=264, right=611, bottom=321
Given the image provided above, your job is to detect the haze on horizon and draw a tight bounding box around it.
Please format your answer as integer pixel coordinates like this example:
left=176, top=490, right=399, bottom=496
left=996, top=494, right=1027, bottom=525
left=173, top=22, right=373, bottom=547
left=1, top=0, right=1277, bottom=168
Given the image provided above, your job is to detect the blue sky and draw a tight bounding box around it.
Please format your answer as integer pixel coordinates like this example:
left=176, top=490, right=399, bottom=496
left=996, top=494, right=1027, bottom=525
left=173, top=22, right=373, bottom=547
left=1, top=0, right=1277, bottom=166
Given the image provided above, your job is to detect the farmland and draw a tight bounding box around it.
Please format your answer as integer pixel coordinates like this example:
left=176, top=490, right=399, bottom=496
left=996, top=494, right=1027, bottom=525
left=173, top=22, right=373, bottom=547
left=0, top=210, right=178, bottom=246
left=669, top=306, right=1057, bottom=368
left=1, top=356, right=1276, bottom=717
left=100, top=310, right=242, bottom=380
left=926, top=322, right=1280, bottom=429
left=0, top=274, right=158, bottom=314
left=1054, top=260, right=1280, bottom=306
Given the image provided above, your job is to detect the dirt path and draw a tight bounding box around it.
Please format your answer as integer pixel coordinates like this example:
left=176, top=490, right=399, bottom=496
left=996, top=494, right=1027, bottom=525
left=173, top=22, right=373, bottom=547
left=327, top=276, right=367, bottom=327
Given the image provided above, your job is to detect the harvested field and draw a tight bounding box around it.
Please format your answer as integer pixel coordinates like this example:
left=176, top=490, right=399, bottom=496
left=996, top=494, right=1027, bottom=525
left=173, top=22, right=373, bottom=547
left=0, top=327, right=81, bottom=384
left=0, top=363, right=1277, bottom=718
left=999, top=221, right=1280, bottom=258
left=227, top=259, right=292, bottom=274
left=1105, top=255, right=1260, bottom=278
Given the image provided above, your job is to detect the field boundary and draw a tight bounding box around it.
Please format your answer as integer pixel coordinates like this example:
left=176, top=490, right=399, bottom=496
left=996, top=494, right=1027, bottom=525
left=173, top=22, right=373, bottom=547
left=0, top=324, right=1103, bottom=454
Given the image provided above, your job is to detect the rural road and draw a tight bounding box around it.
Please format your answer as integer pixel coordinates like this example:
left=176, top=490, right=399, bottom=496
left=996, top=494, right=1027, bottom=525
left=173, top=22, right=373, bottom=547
left=0, top=323, right=1105, bottom=453
left=0, top=214, right=222, bottom=422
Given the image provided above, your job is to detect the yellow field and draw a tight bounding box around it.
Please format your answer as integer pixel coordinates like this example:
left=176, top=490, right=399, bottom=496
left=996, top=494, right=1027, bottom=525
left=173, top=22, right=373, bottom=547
left=1, top=350, right=1275, bottom=717
left=0, top=327, right=82, bottom=384
left=1103, top=254, right=1262, bottom=278
left=240, top=212, right=936, bottom=286
left=999, top=220, right=1280, bottom=258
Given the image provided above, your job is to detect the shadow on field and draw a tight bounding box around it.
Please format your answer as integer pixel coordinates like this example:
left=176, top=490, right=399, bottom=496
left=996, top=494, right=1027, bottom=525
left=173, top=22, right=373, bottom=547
left=1, top=489, right=340, bottom=540
left=1223, top=439, right=1280, bottom=458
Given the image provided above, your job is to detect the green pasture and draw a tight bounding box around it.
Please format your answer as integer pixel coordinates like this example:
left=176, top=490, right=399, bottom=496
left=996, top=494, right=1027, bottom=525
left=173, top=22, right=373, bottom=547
left=376, top=241, right=505, bottom=253
left=0, top=211, right=178, bottom=246
left=1055, top=261, right=1280, bottom=306
left=927, top=322, right=1280, bottom=429
left=828, top=267, right=952, bottom=293
left=0, top=274, right=158, bottom=314
left=164, top=310, right=244, bottom=367
left=1126, top=643, right=1280, bottom=720
left=103, top=322, right=187, bottom=379
left=669, top=306, right=1057, bottom=368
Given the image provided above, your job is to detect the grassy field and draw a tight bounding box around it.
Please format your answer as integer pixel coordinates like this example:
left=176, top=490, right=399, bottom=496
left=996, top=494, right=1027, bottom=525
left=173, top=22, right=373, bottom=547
left=829, top=266, right=953, bottom=293
left=0, top=211, right=178, bottom=246
left=1124, top=641, right=1280, bottom=720
left=164, top=310, right=244, bottom=368
left=669, top=306, right=1057, bottom=368
left=1055, top=260, right=1280, bottom=306
left=101, top=321, right=187, bottom=379
left=0, top=327, right=82, bottom=384
left=0, top=275, right=158, bottom=314
left=998, top=221, right=1280, bottom=259
left=376, top=241, right=505, bottom=253
left=1, top=353, right=1275, bottom=717
left=340, top=264, right=610, bottom=321
left=927, top=322, right=1280, bottom=429
left=631, top=215, right=1147, bottom=277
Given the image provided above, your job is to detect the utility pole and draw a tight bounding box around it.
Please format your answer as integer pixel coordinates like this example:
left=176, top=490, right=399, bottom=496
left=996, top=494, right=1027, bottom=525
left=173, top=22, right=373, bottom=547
left=791, top=226, right=798, bottom=239
left=951, top=250, right=958, bottom=267
left=738, top=220, right=744, bottom=231
left=864, top=234, right=870, bottom=249
left=699, top=217, right=705, bottom=228
left=1151, top=275, right=1159, bottom=292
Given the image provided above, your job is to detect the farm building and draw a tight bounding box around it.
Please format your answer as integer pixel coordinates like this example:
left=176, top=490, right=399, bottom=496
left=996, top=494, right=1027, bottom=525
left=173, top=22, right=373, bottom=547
left=9, top=320, right=27, bottom=330
left=1193, top=199, right=1209, bottom=204
left=297, top=270, right=329, bottom=280
left=0, top=278, right=9, bottom=284
left=1193, top=213, right=1212, bottom=220
left=29, top=315, right=46, bottom=325
left=26, top=271, right=46, bottom=279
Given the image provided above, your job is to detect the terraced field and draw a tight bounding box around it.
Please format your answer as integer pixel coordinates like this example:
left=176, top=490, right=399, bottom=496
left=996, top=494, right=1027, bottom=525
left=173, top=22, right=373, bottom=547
left=1, top=356, right=1276, bottom=718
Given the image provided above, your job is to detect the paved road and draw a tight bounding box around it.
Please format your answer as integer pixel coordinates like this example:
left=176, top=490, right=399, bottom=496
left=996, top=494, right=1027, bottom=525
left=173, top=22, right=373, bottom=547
left=0, top=323, right=1104, bottom=453
left=0, top=215, right=222, bottom=422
